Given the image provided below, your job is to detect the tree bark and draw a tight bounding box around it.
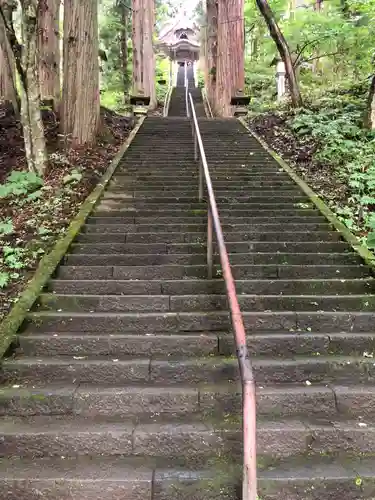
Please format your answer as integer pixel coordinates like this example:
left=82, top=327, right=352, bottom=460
left=143, top=0, right=156, bottom=109
left=120, top=1, right=129, bottom=101
left=216, top=0, right=245, bottom=117
left=255, top=0, right=303, bottom=108
left=1, top=0, right=48, bottom=174
left=132, top=0, right=143, bottom=94
left=205, top=0, right=218, bottom=113
left=61, top=0, right=100, bottom=146
left=0, top=0, right=18, bottom=113
left=364, top=75, right=375, bottom=129
left=37, top=0, right=60, bottom=109
left=131, top=0, right=156, bottom=108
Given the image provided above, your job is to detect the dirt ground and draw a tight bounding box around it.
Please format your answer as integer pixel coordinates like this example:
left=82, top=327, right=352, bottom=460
left=0, top=104, right=134, bottom=319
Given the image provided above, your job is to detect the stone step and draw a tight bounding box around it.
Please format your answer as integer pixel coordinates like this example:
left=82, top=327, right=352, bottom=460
left=2, top=381, right=374, bottom=421
left=0, top=417, right=241, bottom=460
left=48, top=278, right=375, bottom=296
left=37, top=293, right=375, bottom=313
left=25, top=310, right=375, bottom=333
left=19, top=333, right=220, bottom=357
left=115, top=173, right=292, bottom=181
left=64, top=252, right=360, bottom=267
left=101, top=193, right=308, bottom=203
left=0, top=456, right=155, bottom=500
left=97, top=201, right=311, bottom=212
left=81, top=223, right=331, bottom=234
left=107, top=185, right=302, bottom=194
left=70, top=241, right=352, bottom=255
left=1, top=415, right=375, bottom=462
left=109, top=179, right=295, bottom=188
left=257, top=455, right=375, bottom=500
left=56, top=264, right=370, bottom=280
left=3, top=355, right=375, bottom=386
left=93, top=207, right=319, bottom=217
left=18, top=331, right=375, bottom=359
left=95, top=202, right=315, bottom=211
left=87, top=215, right=327, bottom=225
left=108, top=179, right=299, bottom=187
left=75, top=231, right=340, bottom=244
left=2, top=455, right=375, bottom=500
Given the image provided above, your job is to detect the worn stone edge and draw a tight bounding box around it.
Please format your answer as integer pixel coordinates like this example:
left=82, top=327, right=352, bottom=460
left=238, top=116, right=375, bottom=270
left=0, top=116, right=146, bottom=358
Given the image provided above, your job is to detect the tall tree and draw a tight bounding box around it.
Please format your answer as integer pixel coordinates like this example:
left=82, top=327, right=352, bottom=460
left=143, top=0, right=156, bottom=109
left=0, top=0, right=48, bottom=174
left=215, top=0, right=245, bottom=117
left=119, top=0, right=130, bottom=99
left=131, top=0, right=156, bottom=109
left=132, top=0, right=143, bottom=95
left=205, top=0, right=218, bottom=113
left=61, top=0, right=100, bottom=146
left=37, top=0, right=60, bottom=110
left=255, top=0, right=302, bottom=107
left=364, top=75, right=375, bottom=130
left=0, top=0, right=18, bottom=113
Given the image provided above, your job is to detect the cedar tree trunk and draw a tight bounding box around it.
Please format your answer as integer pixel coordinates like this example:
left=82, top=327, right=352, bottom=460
left=1, top=0, right=48, bottom=174
left=120, top=1, right=129, bottom=101
left=38, top=0, right=60, bottom=109
left=0, top=0, right=18, bottom=113
left=132, top=0, right=143, bottom=94
left=205, top=0, right=218, bottom=113
left=365, top=74, right=375, bottom=129
left=216, top=0, right=245, bottom=117
left=61, top=0, right=100, bottom=146
left=143, top=0, right=156, bottom=109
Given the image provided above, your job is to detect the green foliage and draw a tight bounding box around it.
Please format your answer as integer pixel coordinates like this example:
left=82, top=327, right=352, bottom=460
left=244, top=0, right=375, bottom=248
left=99, top=0, right=131, bottom=98
left=287, top=100, right=375, bottom=245
left=0, top=272, right=10, bottom=289
left=62, top=169, right=83, bottom=185
left=0, top=171, right=43, bottom=199
left=0, top=219, right=14, bottom=236
left=2, top=246, right=27, bottom=270
left=98, top=0, right=177, bottom=111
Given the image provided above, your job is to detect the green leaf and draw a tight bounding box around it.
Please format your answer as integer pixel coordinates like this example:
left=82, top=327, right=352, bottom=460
left=0, top=271, right=10, bottom=288
left=38, top=226, right=51, bottom=235
left=355, top=476, right=362, bottom=487
left=0, top=219, right=14, bottom=236
left=27, top=190, right=43, bottom=201
left=63, top=169, right=82, bottom=185
left=366, top=231, right=375, bottom=248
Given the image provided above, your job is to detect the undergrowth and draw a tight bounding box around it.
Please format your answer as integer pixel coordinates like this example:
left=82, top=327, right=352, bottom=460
left=289, top=103, right=375, bottom=247
left=0, top=167, right=83, bottom=291
left=249, top=81, right=375, bottom=249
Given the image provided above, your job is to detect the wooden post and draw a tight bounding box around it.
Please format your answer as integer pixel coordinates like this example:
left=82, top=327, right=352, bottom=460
left=276, top=60, right=286, bottom=101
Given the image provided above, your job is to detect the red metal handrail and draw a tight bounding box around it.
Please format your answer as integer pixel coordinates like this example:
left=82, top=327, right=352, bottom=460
left=187, top=93, right=257, bottom=500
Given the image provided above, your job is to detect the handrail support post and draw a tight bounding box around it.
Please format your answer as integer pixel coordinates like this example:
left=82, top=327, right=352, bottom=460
left=194, top=132, right=198, bottom=161
left=207, top=208, right=213, bottom=279
left=198, top=158, right=203, bottom=201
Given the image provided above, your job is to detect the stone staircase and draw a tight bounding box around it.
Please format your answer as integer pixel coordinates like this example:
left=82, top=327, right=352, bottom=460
left=167, top=86, right=186, bottom=117
left=0, top=102, right=375, bottom=499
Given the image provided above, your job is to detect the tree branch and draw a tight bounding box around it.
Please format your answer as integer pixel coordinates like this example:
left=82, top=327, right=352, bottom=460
left=245, top=23, right=256, bottom=36
left=293, top=34, right=331, bottom=67
left=0, top=5, right=26, bottom=88
left=302, top=51, right=341, bottom=64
